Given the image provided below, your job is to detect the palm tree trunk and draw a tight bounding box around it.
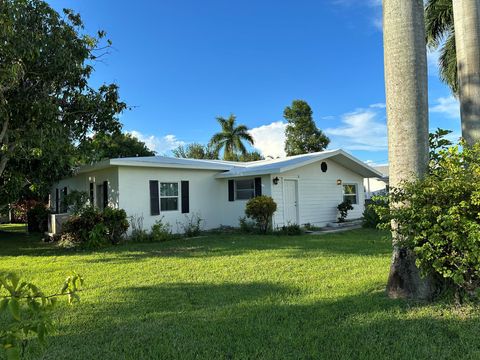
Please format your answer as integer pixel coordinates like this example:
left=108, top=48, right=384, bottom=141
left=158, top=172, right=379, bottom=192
left=453, top=0, right=480, bottom=145
left=383, top=0, right=433, bottom=299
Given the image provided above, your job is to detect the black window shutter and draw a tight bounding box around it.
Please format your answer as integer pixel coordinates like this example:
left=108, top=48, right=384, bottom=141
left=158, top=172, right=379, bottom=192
left=103, top=181, right=108, bottom=209
left=62, top=187, right=68, bottom=212
left=181, top=181, right=189, bottom=213
left=89, top=183, right=94, bottom=205
left=228, top=180, right=235, bottom=201
left=55, top=188, right=59, bottom=213
left=149, top=180, right=159, bottom=215
left=254, top=177, right=262, bottom=197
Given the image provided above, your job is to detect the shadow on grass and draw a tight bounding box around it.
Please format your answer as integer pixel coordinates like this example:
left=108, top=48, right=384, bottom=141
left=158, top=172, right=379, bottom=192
left=39, top=281, right=480, bottom=360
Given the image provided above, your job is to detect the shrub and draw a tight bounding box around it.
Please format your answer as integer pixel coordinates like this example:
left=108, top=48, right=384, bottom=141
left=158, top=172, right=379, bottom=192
left=27, top=203, right=50, bottom=233
left=337, top=200, right=353, bottom=223
left=245, top=196, right=277, bottom=234
left=275, top=223, right=303, bottom=236
left=239, top=216, right=257, bottom=233
left=362, top=196, right=388, bottom=228
left=0, top=272, right=83, bottom=360
left=376, top=142, right=480, bottom=296
left=102, top=207, right=129, bottom=244
left=150, top=217, right=174, bottom=242
left=63, top=190, right=89, bottom=214
left=177, top=213, right=203, bottom=237
left=61, top=206, right=102, bottom=246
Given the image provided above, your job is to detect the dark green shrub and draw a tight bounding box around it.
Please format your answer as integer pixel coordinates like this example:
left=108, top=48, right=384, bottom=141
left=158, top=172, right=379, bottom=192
left=102, top=207, right=129, bottom=244
left=85, top=223, right=108, bottom=249
left=275, top=223, right=303, bottom=236
left=63, top=190, right=89, bottom=214
left=376, top=142, right=480, bottom=296
left=362, top=196, right=388, bottom=228
left=27, top=203, right=50, bottom=233
left=245, top=196, right=277, bottom=233
left=239, top=216, right=257, bottom=233
left=61, top=206, right=102, bottom=245
left=337, top=200, right=353, bottom=222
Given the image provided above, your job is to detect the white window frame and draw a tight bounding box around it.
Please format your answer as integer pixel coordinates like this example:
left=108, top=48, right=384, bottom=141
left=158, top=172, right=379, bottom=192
left=235, top=179, right=255, bottom=201
left=160, top=182, right=179, bottom=211
left=343, top=183, right=358, bottom=205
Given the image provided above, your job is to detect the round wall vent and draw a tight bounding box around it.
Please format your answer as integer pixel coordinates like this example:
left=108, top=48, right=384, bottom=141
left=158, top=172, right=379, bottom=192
left=321, top=162, right=328, bottom=173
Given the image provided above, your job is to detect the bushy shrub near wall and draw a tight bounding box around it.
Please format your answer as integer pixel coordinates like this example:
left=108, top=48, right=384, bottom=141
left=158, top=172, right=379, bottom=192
left=245, top=196, right=277, bottom=233
left=27, top=203, right=50, bottom=232
left=362, top=196, right=388, bottom=228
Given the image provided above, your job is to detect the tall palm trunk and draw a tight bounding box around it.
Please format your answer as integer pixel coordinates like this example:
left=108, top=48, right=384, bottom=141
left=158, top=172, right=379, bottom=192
left=453, top=0, right=480, bottom=145
left=383, top=0, right=432, bottom=299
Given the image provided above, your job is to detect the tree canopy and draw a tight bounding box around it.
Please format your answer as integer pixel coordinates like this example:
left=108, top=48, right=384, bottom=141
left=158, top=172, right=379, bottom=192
left=209, top=115, right=254, bottom=160
left=172, top=143, right=219, bottom=160
left=0, top=0, right=127, bottom=205
left=283, top=100, right=330, bottom=156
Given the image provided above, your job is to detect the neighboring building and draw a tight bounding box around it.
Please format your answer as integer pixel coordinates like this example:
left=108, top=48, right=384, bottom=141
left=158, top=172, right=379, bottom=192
left=364, top=165, right=389, bottom=199
left=50, top=149, right=382, bottom=232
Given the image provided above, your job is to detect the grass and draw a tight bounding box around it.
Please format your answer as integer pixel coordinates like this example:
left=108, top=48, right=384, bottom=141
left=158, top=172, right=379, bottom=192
left=1, top=224, right=480, bottom=359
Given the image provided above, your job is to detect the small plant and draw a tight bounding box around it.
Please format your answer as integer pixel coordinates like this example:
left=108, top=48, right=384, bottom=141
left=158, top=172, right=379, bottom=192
left=245, top=196, right=277, bottom=234
left=239, top=216, right=257, bottom=233
left=128, top=214, right=151, bottom=243
left=150, top=217, right=173, bottom=242
left=303, top=223, right=322, bottom=231
left=0, top=272, right=83, bottom=360
left=102, top=207, right=129, bottom=244
left=177, top=213, right=204, bottom=237
left=337, top=200, right=353, bottom=223
left=63, top=190, right=89, bottom=215
left=362, top=196, right=388, bottom=228
left=84, top=223, right=108, bottom=249
left=275, top=223, right=303, bottom=236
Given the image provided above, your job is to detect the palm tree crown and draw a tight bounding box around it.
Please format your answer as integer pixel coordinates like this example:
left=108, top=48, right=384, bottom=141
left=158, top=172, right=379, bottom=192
left=209, top=115, right=254, bottom=160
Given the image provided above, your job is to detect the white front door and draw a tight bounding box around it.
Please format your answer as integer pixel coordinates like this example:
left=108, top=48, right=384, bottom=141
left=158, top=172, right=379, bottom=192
left=284, top=180, right=298, bottom=224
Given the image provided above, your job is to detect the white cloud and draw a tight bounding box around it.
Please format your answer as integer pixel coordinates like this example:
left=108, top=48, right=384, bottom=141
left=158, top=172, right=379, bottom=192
left=249, top=121, right=287, bottom=158
left=127, top=130, right=185, bottom=154
left=430, top=96, right=460, bottom=118
left=333, top=0, right=382, bottom=30
left=369, top=103, right=386, bottom=109
left=325, top=107, right=387, bottom=151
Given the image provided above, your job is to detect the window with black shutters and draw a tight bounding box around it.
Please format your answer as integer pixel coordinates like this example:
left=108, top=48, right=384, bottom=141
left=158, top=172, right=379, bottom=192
left=160, top=182, right=178, bottom=211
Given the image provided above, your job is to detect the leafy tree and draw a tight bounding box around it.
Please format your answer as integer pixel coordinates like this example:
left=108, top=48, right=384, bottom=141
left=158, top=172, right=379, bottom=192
left=425, top=0, right=457, bottom=94
left=0, top=0, right=127, bottom=206
left=245, top=196, right=277, bottom=233
left=172, top=143, right=219, bottom=160
left=77, top=132, right=155, bottom=164
left=283, top=100, right=330, bottom=156
left=237, top=151, right=264, bottom=162
left=209, top=115, right=254, bottom=160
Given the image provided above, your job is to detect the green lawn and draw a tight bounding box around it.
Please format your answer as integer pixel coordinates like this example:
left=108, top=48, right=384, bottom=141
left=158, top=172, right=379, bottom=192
left=1, top=225, right=480, bottom=359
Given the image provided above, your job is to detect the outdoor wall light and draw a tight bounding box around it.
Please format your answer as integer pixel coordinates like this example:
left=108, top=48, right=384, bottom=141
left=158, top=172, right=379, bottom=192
left=336, top=179, right=342, bottom=185
left=273, top=177, right=280, bottom=185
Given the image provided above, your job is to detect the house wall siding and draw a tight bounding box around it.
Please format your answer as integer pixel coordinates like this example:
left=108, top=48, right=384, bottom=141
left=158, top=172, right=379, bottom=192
left=271, top=159, right=365, bottom=228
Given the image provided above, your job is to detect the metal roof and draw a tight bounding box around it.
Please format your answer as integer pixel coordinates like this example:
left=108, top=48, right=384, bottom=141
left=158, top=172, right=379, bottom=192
left=76, top=149, right=383, bottom=178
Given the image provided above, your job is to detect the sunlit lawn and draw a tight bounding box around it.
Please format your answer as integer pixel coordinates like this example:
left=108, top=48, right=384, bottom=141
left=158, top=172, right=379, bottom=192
left=1, top=224, right=480, bottom=359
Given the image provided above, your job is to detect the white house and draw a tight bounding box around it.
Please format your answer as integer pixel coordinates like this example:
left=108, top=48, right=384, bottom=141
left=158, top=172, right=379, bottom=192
left=50, top=149, right=382, bottom=232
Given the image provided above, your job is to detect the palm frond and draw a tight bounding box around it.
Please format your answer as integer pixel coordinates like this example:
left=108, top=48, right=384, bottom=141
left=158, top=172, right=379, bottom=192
left=439, top=32, right=458, bottom=95
left=425, top=0, right=454, bottom=48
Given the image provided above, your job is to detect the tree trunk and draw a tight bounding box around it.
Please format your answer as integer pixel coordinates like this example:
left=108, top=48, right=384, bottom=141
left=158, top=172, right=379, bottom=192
left=453, top=0, right=480, bottom=145
left=382, top=0, right=433, bottom=299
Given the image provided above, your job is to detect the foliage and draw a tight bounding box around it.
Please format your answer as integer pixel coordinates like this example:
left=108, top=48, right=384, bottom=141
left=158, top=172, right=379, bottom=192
left=150, top=217, right=174, bottom=242
left=177, top=213, right=204, bottom=237
left=63, top=190, right=89, bottom=215
left=362, top=196, right=388, bottom=229
left=424, top=0, right=457, bottom=94
left=238, top=216, right=257, bottom=233
left=102, top=207, right=129, bottom=244
left=209, top=115, right=254, bottom=160
left=375, top=142, right=480, bottom=295
left=429, top=128, right=454, bottom=168
left=61, top=206, right=103, bottom=247
left=0, top=0, right=127, bottom=207
left=26, top=203, right=49, bottom=233
left=284, top=100, right=330, bottom=156
left=0, top=272, right=83, bottom=360
left=230, top=151, right=264, bottom=162
left=275, top=223, right=303, bottom=236
left=245, top=196, right=277, bottom=233
left=172, top=143, right=219, bottom=160
left=85, top=223, right=108, bottom=249
left=128, top=214, right=150, bottom=243
left=337, top=200, right=353, bottom=223
left=77, top=131, right=155, bottom=164
left=302, top=223, right=323, bottom=231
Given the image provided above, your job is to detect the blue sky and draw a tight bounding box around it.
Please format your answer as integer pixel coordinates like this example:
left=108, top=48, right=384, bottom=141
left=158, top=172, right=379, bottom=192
left=48, top=0, right=461, bottom=164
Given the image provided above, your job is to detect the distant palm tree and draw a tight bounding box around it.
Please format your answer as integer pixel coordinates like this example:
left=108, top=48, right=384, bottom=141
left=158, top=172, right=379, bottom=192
left=209, top=115, right=254, bottom=160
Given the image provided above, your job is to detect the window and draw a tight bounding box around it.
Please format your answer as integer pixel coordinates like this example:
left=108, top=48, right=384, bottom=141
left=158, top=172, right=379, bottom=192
left=343, top=184, right=358, bottom=205
left=235, top=179, right=255, bottom=200
left=160, top=182, right=179, bottom=211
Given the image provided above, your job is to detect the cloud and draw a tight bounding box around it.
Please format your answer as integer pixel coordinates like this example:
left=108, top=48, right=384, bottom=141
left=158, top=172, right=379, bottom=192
left=249, top=121, right=287, bottom=158
left=430, top=96, right=460, bottom=118
left=325, top=107, right=387, bottom=151
left=333, top=0, right=382, bottom=30
left=127, top=130, right=185, bottom=154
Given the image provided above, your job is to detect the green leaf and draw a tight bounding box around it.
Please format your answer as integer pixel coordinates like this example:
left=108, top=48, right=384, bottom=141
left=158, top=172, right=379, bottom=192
left=0, top=298, right=8, bottom=312
left=5, top=346, right=20, bottom=360
left=8, top=298, right=20, bottom=320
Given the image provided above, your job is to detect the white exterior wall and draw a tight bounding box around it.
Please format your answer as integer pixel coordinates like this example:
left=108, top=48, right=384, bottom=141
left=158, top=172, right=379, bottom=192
left=51, top=168, right=119, bottom=212
left=118, top=167, right=271, bottom=232
left=271, top=159, right=365, bottom=228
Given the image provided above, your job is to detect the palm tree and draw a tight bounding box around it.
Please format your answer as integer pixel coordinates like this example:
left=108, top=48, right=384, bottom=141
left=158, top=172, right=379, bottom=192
left=452, top=0, right=480, bottom=145
left=425, top=0, right=457, bottom=94
left=383, top=0, right=432, bottom=299
left=209, top=115, right=254, bottom=160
